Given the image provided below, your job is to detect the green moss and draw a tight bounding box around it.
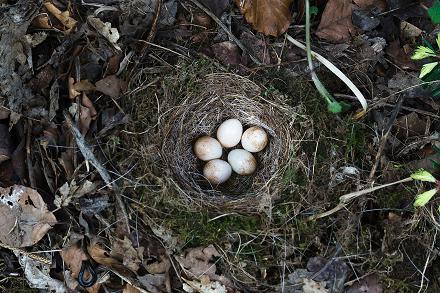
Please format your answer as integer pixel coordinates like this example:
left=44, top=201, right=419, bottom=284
left=164, top=211, right=261, bottom=247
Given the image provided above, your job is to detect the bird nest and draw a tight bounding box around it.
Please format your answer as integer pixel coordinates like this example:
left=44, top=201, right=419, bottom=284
left=160, top=73, right=302, bottom=212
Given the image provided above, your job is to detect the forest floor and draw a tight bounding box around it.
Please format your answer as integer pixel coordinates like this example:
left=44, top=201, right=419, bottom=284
left=1, top=0, right=440, bottom=292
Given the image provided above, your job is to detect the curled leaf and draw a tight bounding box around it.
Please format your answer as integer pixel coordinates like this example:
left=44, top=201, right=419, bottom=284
left=235, top=0, right=293, bottom=37
left=410, top=169, right=437, bottom=182
left=414, top=188, right=437, bottom=207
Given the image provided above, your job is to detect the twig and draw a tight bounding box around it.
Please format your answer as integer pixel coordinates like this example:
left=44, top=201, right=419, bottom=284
left=418, top=228, right=437, bottom=293
left=307, top=177, right=413, bottom=221
left=26, top=120, right=36, bottom=188
left=189, top=0, right=262, bottom=65
left=140, top=0, right=163, bottom=56
left=0, top=242, right=51, bottom=265
left=64, top=114, right=130, bottom=236
left=368, top=96, right=404, bottom=182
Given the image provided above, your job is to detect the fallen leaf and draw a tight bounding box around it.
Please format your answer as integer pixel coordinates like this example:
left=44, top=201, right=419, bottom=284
left=61, top=242, right=88, bottom=278
left=43, top=2, right=77, bottom=32
left=199, top=0, right=229, bottom=16
left=346, top=274, right=383, bottom=293
left=302, top=278, right=329, bottom=293
left=0, top=185, right=57, bottom=247
left=68, top=77, right=80, bottom=100
left=212, top=42, right=241, bottom=65
left=95, top=75, right=125, bottom=98
left=0, top=124, right=11, bottom=164
left=32, top=14, right=53, bottom=29
left=385, top=40, right=418, bottom=70
left=73, top=80, right=96, bottom=92
left=400, top=21, right=422, bottom=40
left=394, top=112, right=427, bottom=138
left=316, top=0, right=356, bottom=43
left=16, top=253, right=64, bottom=292
left=0, top=107, right=10, bottom=119
left=88, top=16, right=121, bottom=50
left=353, top=0, right=386, bottom=11
left=111, top=237, right=144, bottom=272
left=123, top=284, right=142, bottom=293
left=138, top=274, right=168, bottom=293
left=235, top=0, right=293, bottom=37
left=175, top=245, right=233, bottom=288
left=82, top=93, right=98, bottom=120
left=183, top=277, right=228, bottom=293
left=88, top=241, right=133, bottom=276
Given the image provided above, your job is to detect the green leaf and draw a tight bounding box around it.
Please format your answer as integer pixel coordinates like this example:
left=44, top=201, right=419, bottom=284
left=327, top=101, right=342, bottom=113
left=414, top=188, right=437, bottom=207
left=428, top=1, right=440, bottom=24
left=412, top=46, right=436, bottom=60
left=437, top=33, right=440, bottom=50
left=420, top=62, right=439, bottom=79
left=410, top=169, right=437, bottom=182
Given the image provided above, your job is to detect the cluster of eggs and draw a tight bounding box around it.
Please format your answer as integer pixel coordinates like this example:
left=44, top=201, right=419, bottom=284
left=193, top=119, right=268, bottom=185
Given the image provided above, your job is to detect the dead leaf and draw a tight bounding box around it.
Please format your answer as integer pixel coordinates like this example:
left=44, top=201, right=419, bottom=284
left=353, top=0, right=386, bottom=11
left=176, top=245, right=233, bottom=288
left=0, top=185, right=57, bottom=247
left=138, top=274, right=168, bottom=293
left=0, top=107, right=10, bottom=120
left=183, top=277, right=228, bottom=293
left=400, top=21, right=422, bottom=40
left=199, top=0, right=229, bottom=17
left=73, top=80, right=96, bottom=92
left=43, top=2, right=77, bottom=32
left=111, top=237, right=144, bottom=272
left=385, top=40, right=418, bottom=70
left=346, top=274, right=383, bottom=293
left=16, top=253, right=65, bottom=292
left=82, top=93, right=98, bottom=120
left=68, top=77, right=80, bottom=99
left=32, top=14, right=53, bottom=29
left=61, top=242, right=88, bottom=278
left=88, top=16, right=121, bottom=50
left=394, top=112, right=427, bottom=138
left=88, top=241, right=133, bottom=276
left=123, top=284, right=142, bottom=293
left=316, top=0, right=356, bottom=43
left=212, top=42, right=241, bottom=65
left=0, top=124, right=11, bottom=164
left=302, top=278, right=329, bottom=293
left=95, top=75, right=125, bottom=98
left=235, top=0, right=293, bottom=37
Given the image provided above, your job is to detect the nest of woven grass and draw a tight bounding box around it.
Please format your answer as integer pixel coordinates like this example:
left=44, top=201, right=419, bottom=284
left=160, top=73, right=303, bottom=212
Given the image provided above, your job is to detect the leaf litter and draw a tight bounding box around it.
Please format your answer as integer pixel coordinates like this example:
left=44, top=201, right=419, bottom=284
left=1, top=0, right=440, bottom=291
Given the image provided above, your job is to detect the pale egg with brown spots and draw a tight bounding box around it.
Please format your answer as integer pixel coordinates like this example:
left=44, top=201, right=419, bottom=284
left=227, top=149, right=257, bottom=175
left=203, top=159, right=232, bottom=185
left=241, top=126, right=268, bottom=153
left=194, top=136, right=222, bottom=161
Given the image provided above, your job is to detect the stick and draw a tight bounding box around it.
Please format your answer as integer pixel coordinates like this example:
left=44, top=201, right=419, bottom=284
left=64, top=114, right=130, bottom=235
left=368, top=96, right=404, bottom=181
left=307, top=177, right=413, bottom=221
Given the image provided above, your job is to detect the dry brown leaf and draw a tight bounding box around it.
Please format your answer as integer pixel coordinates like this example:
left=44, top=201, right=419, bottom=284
left=111, top=237, right=144, bottom=273
left=68, top=77, right=80, bottom=100
left=95, top=75, right=125, bottom=98
left=32, top=14, right=53, bottom=29
left=73, top=80, right=96, bottom=92
left=353, top=0, right=386, bottom=11
left=123, top=284, right=142, bottom=293
left=175, top=245, right=233, bottom=288
left=82, top=93, right=98, bottom=120
left=0, top=185, right=57, bottom=247
left=88, top=241, right=133, bottom=276
left=235, top=0, right=293, bottom=37
left=316, top=0, right=356, bottom=43
left=43, top=2, right=77, bottom=32
left=385, top=40, right=418, bottom=70
left=61, top=243, right=88, bottom=278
